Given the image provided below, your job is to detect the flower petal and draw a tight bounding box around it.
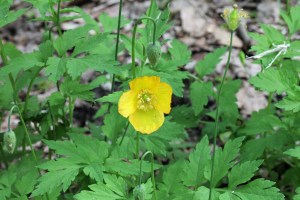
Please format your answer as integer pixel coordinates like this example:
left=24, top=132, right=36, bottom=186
left=153, top=82, right=172, bottom=114
left=118, top=90, right=137, bottom=117
left=129, top=76, right=160, bottom=91
left=129, top=109, right=164, bottom=134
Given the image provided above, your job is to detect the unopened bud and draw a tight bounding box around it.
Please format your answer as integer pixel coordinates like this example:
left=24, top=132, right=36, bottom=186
left=133, top=184, right=146, bottom=200
left=3, top=130, right=16, bottom=154
left=222, top=4, right=248, bottom=31
left=146, top=42, right=161, bottom=66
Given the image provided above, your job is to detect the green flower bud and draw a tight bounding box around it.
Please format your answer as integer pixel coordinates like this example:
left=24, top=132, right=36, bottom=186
left=222, top=4, right=248, bottom=31
left=3, top=130, right=16, bottom=154
left=133, top=184, right=146, bottom=200
left=146, top=42, right=161, bottom=66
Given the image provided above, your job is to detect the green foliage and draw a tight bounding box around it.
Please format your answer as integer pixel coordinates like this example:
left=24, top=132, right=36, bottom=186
left=0, top=0, right=299, bottom=199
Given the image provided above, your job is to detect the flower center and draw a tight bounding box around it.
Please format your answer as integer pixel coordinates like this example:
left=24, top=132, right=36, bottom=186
left=137, top=89, right=155, bottom=111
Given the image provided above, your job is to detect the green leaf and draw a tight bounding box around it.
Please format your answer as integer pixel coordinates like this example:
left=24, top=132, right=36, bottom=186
left=228, top=160, right=263, bottom=189
left=102, top=106, right=127, bottom=143
left=74, top=182, right=125, bottom=200
left=71, top=33, right=108, bottom=57
left=32, top=133, right=109, bottom=196
left=103, top=174, right=127, bottom=197
left=281, top=5, right=300, bottom=35
left=284, top=146, right=300, bottom=159
left=241, top=109, right=285, bottom=135
left=97, top=91, right=123, bottom=104
left=276, top=86, right=300, bottom=112
left=158, top=39, right=191, bottom=72
left=294, top=187, right=300, bottom=200
left=0, top=53, right=44, bottom=78
left=99, top=13, right=130, bottom=33
left=0, top=4, right=27, bottom=28
left=45, top=57, right=67, bottom=82
left=195, top=47, right=227, bottom=77
left=190, top=82, right=213, bottom=115
left=219, top=80, right=241, bottom=123
left=182, top=135, right=210, bottom=187
left=170, top=105, right=200, bottom=128
left=143, top=117, right=186, bottom=156
left=53, top=25, right=93, bottom=56
left=60, top=79, right=95, bottom=101
left=24, top=0, right=50, bottom=16
left=205, top=137, right=244, bottom=187
left=249, top=67, right=299, bottom=93
left=234, top=179, right=285, bottom=200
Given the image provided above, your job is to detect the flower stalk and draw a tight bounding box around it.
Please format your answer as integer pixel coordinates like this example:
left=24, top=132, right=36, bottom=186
left=138, top=151, right=157, bottom=200
left=131, top=17, right=157, bottom=78
left=209, top=31, right=234, bottom=200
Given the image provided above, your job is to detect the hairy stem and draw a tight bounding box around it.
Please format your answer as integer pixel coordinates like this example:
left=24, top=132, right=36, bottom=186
left=24, top=67, right=44, bottom=113
left=0, top=38, right=18, bottom=103
left=110, top=0, right=123, bottom=95
left=209, top=31, right=234, bottom=200
left=139, top=151, right=157, bottom=200
left=131, top=17, right=157, bottom=78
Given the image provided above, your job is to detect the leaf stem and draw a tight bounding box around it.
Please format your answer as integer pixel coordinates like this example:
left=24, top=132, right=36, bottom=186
left=56, top=0, right=63, bottom=36
left=68, top=96, right=74, bottom=128
left=209, top=31, right=234, bottom=200
left=24, top=67, right=44, bottom=113
left=110, top=0, right=123, bottom=96
left=131, top=17, right=157, bottom=78
left=136, top=132, right=140, bottom=159
left=139, top=151, right=157, bottom=200
left=119, top=122, right=129, bottom=146
left=0, top=38, right=18, bottom=103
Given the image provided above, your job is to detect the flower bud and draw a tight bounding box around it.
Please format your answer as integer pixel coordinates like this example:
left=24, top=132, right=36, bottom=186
left=146, top=42, right=161, bottom=66
left=222, top=4, right=248, bottom=31
left=133, top=184, right=146, bottom=200
left=3, top=130, right=16, bottom=154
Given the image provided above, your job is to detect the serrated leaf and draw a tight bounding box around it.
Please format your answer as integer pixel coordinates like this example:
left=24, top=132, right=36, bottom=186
left=99, top=13, right=130, bottom=33
left=195, top=47, right=227, bottom=77
left=249, top=67, right=299, bottom=93
left=235, top=179, right=285, bottom=200
left=45, top=57, right=67, bottom=82
left=157, top=39, right=191, bottom=72
left=102, top=106, right=127, bottom=143
left=284, top=146, right=300, bottom=159
left=205, top=137, right=244, bottom=187
left=190, top=82, right=213, bottom=115
left=228, top=160, right=263, bottom=189
left=53, top=25, right=93, bottom=56
left=32, top=134, right=109, bottom=196
left=276, top=86, right=300, bottom=112
left=241, top=109, right=285, bottom=135
left=0, top=52, right=44, bottom=77
left=0, top=6, right=28, bottom=28
left=281, top=5, right=300, bottom=35
left=143, top=117, right=186, bottom=156
left=96, top=91, right=123, bottom=104
left=182, top=135, right=210, bottom=187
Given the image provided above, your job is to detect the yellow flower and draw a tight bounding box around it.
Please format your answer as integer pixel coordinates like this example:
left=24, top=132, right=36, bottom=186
left=118, top=76, right=172, bottom=134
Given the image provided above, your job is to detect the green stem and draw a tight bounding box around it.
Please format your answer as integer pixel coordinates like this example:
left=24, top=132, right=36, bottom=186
left=119, top=122, right=130, bottom=146
left=11, top=105, right=39, bottom=164
left=267, top=92, right=274, bottom=113
left=110, top=0, right=123, bottom=95
left=56, top=0, right=63, bottom=36
left=68, top=96, right=73, bottom=128
left=136, top=132, right=140, bottom=159
left=0, top=142, right=8, bottom=169
left=209, top=31, right=234, bottom=200
left=286, top=0, right=291, bottom=13
left=131, top=17, right=157, bottom=78
left=139, top=151, right=157, bottom=200
left=0, top=38, right=18, bottom=103
left=0, top=38, right=8, bottom=64
left=24, top=67, right=44, bottom=113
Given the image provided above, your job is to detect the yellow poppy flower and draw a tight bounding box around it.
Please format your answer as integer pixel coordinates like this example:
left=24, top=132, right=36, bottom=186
left=118, top=76, right=172, bottom=134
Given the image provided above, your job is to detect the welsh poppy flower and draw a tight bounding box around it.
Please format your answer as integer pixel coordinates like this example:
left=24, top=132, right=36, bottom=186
left=118, top=76, right=172, bottom=134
